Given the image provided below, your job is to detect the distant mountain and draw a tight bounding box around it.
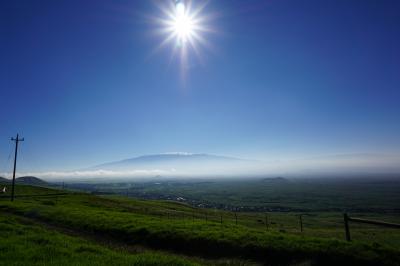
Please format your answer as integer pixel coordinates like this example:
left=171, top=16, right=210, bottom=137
left=16, top=176, right=47, bottom=186
left=91, top=153, right=253, bottom=175
left=0, top=176, right=47, bottom=186
left=261, top=177, right=289, bottom=183
left=93, top=153, right=244, bottom=169
left=0, top=177, right=10, bottom=184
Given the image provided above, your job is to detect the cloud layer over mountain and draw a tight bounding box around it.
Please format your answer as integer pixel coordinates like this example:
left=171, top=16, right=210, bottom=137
left=2, top=153, right=400, bottom=181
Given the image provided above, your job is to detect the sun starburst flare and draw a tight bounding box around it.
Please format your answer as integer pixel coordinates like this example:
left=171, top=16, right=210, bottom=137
left=152, top=0, right=215, bottom=82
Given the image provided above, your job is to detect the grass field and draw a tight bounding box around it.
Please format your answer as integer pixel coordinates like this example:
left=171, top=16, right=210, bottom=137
left=0, top=183, right=399, bottom=266
left=62, top=177, right=400, bottom=248
left=0, top=213, right=199, bottom=266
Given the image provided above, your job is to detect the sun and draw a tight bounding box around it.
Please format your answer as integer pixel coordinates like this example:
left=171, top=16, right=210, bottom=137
left=152, top=0, right=215, bottom=79
left=159, top=0, right=207, bottom=49
left=172, top=2, right=194, bottom=44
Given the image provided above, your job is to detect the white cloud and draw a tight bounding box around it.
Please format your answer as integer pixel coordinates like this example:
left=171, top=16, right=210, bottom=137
left=0, top=169, right=176, bottom=181
left=162, top=152, right=194, bottom=155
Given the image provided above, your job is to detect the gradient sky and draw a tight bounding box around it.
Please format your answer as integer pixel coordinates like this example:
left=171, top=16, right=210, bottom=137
left=1, top=0, right=400, bottom=172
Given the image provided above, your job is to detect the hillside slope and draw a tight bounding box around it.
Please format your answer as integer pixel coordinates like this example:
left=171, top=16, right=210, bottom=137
left=0, top=185, right=399, bottom=266
left=0, top=213, right=199, bottom=266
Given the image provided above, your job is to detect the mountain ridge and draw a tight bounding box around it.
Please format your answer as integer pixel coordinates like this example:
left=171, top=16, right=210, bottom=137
left=0, top=176, right=47, bottom=186
left=91, top=153, right=248, bottom=170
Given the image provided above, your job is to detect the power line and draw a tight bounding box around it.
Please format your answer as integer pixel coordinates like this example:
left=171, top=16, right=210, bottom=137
left=0, top=144, right=14, bottom=178
left=10, top=134, right=24, bottom=202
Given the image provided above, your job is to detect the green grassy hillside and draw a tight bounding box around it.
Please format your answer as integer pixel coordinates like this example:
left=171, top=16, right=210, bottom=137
left=0, top=184, right=399, bottom=266
left=0, top=213, right=199, bottom=266
left=76, top=178, right=400, bottom=249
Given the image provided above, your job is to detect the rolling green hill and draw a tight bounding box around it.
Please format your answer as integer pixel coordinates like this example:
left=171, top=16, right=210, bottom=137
left=0, top=176, right=47, bottom=186
left=0, top=176, right=10, bottom=183
left=16, top=176, right=47, bottom=186
left=0, top=185, right=399, bottom=266
left=0, top=213, right=199, bottom=266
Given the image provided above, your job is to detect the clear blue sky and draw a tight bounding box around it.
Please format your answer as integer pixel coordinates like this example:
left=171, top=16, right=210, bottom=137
left=1, top=0, right=400, bottom=172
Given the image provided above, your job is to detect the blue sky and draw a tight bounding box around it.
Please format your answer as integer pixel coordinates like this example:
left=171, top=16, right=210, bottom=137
left=1, top=0, right=400, bottom=173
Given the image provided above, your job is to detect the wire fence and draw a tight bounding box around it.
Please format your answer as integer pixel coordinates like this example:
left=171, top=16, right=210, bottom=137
left=120, top=206, right=400, bottom=248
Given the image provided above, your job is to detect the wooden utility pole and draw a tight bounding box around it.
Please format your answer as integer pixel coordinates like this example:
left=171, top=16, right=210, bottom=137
left=344, top=213, right=351, bottom=241
left=299, top=214, right=303, bottom=233
left=10, top=134, right=24, bottom=202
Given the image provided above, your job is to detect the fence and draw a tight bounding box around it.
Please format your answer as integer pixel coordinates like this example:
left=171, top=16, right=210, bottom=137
left=343, top=213, right=400, bottom=241
left=142, top=209, right=400, bottom=244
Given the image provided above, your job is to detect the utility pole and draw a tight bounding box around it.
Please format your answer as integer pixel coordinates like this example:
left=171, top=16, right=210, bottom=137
left=10, top=134, right=24, bottom=202
left=299, top=214, right=303, bottom=233
left=344, top=213, right=351, bottom=241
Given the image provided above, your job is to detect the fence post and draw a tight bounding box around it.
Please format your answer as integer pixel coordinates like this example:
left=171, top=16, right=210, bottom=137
left=299, top=214, right=303, bottom=233
left=344, top=213, right=351, bottom=241
left=265, top=213, right=269, bottom=230
left=220, top=214, right=222, bottom=225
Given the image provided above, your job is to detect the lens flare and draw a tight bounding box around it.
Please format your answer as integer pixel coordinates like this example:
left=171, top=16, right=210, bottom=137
left=173, top=4, right=193, bottom=44
left=152, top=0, right=215, bottom=81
